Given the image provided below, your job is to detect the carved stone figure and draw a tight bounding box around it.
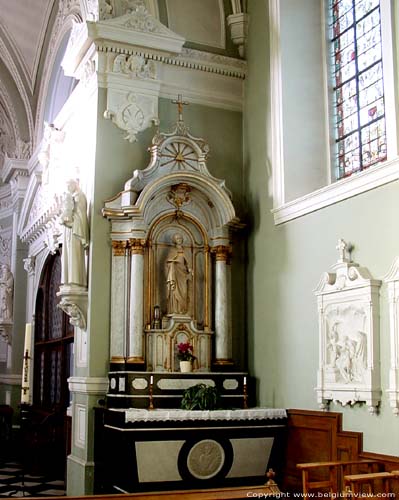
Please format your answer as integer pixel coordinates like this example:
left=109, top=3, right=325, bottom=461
left=60, top=180, right=89, bottom=287
left=0, top=264, right=13, bottom=321
left=165, top=233, right=192, bottom=315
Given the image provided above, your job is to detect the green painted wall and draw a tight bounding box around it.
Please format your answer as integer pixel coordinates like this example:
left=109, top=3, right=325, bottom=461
left=245, top=0, right=399, bottom=455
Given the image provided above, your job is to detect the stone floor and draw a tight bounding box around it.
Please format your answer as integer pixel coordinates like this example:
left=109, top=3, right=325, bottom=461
left=0, top=461, right=65, bottom=498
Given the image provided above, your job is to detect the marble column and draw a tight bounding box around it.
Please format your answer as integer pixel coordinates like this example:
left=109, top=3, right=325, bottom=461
left=213, top=245, right=233, bottom=364
left=110, top=241, right=128, bottom=363
left=128, top=239, right=145, bottom=364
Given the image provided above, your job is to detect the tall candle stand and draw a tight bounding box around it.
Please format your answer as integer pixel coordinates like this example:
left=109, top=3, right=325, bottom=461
left=243, top=377, right=248, bottom=409
left=148, top=376, right=154, bottom=410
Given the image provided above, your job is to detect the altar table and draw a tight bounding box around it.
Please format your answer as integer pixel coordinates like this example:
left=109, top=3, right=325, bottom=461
left=94, top=407, right=287, bottom=494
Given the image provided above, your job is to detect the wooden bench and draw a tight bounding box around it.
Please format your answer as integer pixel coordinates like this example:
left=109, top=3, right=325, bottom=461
left=344, top=470, right=399, bottom=495
left=297, top=459, right=379, bottom=495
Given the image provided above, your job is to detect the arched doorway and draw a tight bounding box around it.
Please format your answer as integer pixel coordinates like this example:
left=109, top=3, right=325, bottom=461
left=31, top=252, right=73, bottom=476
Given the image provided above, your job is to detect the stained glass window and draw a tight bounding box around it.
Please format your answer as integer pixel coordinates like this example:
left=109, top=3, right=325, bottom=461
left=330, top=0, right=386, bottom=179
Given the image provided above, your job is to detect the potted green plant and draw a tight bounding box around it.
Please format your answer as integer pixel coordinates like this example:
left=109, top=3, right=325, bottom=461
left=180, top=383, right=220, bottom=410
left=177, top=342, right=196, bottom=372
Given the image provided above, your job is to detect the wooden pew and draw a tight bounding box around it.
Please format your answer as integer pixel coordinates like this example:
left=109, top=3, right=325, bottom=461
left=297, top=459, right=378, bottom=495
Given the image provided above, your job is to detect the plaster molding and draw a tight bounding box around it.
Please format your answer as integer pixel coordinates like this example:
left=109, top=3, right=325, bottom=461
left=87, top=4, right=185, bottom=54
left=272, top=156, right=399, bottom=225
left=34, top=2, right=83, bottom=148
left=0, top=373, right=21, bottom=386
left=315, top=239, right=381, bottom=414
left=57, top=284, right=88, bottom=330
left=384, top=256, right=399, bottom=415
left=23, top=255, right=36, bottom=276
left=68, top=376, right=109, bottom=394
left=0, top=36, right=34, bottom=143
left=103, top=87, right=159, bottom=142
left=227, top=13, right=248, bottom=58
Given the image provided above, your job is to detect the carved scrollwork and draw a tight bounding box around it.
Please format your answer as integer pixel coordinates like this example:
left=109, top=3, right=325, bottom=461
left=113, top=54, right=157, bottom=79
left=57, top=284, right=88, bottom=330
left=104, top=92, right=157, bottom=142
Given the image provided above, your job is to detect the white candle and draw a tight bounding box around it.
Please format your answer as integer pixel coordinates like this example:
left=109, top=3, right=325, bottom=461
left=244, top=376, right=247, bottom=385
left=21, top=323, right=32, bottom=404
left=150, top=375, right=153, bottom=385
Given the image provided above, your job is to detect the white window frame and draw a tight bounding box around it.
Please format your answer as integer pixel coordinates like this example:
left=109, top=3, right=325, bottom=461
left=269, top=0, right=399, bottom=225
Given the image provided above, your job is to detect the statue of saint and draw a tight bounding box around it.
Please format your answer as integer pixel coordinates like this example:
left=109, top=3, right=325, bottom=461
left=0, top=264, right=13, bottom=321
left=165, top=233, right=192, bottom=315
left=60, top=179, right=89, bottom=287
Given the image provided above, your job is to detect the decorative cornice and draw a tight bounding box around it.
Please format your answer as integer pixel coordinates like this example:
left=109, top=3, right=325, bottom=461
left=96, top=44, right=246, bottom=80
left=87, top=5, right=185, bottom=55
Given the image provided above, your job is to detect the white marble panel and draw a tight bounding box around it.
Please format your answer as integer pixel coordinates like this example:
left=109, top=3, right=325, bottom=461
left=157, top=378, right=215, bottom=390
left=111, top=255, right=126, bottom=359
left=223, top=379, right=238, bottom=390
left=135, top=441, right=184, bottom=482
left=129, top=253, right=144, bottom=358
left=132, top=378, right=148, bottom=390
left=75, top=404, right=86, bottom=449
left=226, top=437, right=274, bottom=478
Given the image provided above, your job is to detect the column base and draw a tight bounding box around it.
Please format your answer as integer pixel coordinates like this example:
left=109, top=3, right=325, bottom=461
left=212, top=359, right=235, bottom=371
left=126, top=357, right=145, bottom=370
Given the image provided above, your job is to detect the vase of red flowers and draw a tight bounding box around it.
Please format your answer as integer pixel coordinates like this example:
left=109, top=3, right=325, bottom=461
left=177, top=342, right=195, bottom=373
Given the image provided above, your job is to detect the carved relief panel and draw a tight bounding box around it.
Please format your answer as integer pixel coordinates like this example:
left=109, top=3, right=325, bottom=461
left=315, top=240, right=381, bottom=413
left=384, top=257, right=399, bottom=415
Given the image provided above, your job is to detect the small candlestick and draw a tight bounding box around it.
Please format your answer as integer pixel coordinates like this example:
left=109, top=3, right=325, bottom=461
left=148, top=375, right=154, bottom=410
left=243, top=376, right=248, bottom=409
left=21, top=324, right=32, bottom=404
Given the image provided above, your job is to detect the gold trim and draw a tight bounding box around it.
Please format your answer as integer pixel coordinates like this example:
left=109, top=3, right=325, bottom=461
left=112, top=240, right=128, bottom=256
left=110, top=356, right=126, bottom=363
left=129, top=238, right=146, bottom=255
left=212, top=245, right=232, bottom=263
left=126, top=356, right=145, bottom=364
left=213, top=359, right=234, bottom=365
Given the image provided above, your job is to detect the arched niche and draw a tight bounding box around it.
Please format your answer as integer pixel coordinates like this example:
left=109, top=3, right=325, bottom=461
left=146, top=213, right=210, bottom=331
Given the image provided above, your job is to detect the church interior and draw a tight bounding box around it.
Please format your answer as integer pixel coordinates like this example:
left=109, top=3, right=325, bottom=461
left=1, top=0, right=399, bottom=497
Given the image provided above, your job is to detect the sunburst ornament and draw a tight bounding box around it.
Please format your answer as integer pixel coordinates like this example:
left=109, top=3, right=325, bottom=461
left=160, top=141, right=198, bottom=171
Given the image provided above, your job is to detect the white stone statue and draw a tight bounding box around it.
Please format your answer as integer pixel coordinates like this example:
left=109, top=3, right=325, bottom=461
left=165, top=233, right=192, bottom=315
left=60, top=180, right=89, bottom=287
left=0, top=264, right=13, bottom=321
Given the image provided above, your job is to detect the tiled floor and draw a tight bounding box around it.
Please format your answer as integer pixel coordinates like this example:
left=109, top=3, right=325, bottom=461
left=0, top=462, right=65, bottom=498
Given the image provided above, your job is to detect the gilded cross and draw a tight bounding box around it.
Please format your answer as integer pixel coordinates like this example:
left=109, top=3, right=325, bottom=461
left=172, top=94, right=188, bottom=122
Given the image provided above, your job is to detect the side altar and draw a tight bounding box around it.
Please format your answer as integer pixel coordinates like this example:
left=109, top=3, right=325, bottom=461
left=96, top=100, right=287, bottom=494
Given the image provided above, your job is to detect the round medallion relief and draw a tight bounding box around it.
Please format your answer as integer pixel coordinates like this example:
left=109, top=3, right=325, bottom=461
left=187, top=439, right=225, bottom=480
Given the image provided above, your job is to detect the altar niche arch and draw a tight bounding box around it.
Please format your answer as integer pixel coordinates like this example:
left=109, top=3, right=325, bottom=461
left=145, top=213, right=213, bottom=372
left=147, top=214, right=209, bottom=330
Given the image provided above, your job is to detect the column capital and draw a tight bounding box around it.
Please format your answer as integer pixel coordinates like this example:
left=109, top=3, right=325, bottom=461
left=112, top=240, right=128, bottom=256
left=129, top=238, right=146, bottom=255
left=211, top=245, right=232, bottom=263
